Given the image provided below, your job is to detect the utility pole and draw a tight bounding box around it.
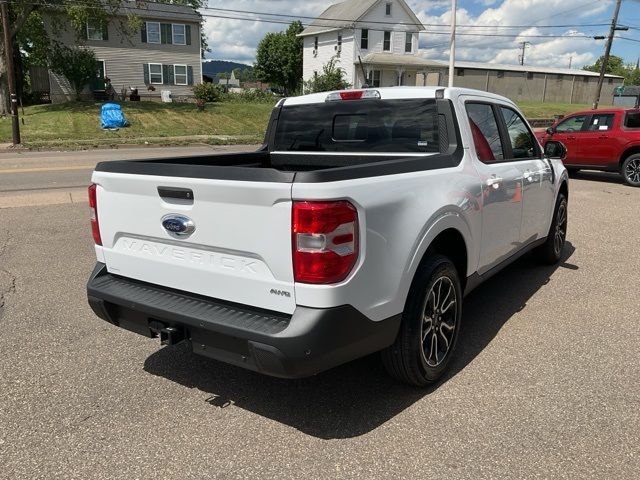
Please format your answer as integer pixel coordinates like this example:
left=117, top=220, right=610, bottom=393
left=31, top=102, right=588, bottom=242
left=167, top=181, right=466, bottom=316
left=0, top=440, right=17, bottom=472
left=1, top=0, right=20, bottom=144
left=518, top=41, right=530, bottom=66
left=569, top=56, right=573, bottom=69
left=593, top=0, right=622, bottom=109
left=448, top=0, right=457, bottom=88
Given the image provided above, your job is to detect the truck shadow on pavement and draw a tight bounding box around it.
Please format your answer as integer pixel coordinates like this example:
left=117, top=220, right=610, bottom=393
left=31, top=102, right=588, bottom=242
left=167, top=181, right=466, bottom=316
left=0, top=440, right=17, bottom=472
left=144, top=242, right=576, bottom=439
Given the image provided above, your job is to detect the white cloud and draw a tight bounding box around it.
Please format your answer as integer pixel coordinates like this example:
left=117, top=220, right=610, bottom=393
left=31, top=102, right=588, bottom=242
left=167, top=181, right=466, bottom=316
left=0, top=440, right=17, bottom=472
left=199, top=0, right=612, bottom=67
left=414, top=0, right=612, bottom=68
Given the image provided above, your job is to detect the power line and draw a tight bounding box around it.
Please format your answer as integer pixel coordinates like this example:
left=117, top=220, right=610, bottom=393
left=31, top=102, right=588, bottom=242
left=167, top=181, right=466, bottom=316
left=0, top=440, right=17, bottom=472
left=10, top=0, right=612, bottom=31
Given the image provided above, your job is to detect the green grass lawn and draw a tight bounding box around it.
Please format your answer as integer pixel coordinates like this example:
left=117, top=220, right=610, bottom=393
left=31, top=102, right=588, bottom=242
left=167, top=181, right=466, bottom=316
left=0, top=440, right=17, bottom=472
left=0, top=100, right=276, bottom=149
left=0, top=98, right=613, bottom=149
left=516, top=101, right=612, bottom=119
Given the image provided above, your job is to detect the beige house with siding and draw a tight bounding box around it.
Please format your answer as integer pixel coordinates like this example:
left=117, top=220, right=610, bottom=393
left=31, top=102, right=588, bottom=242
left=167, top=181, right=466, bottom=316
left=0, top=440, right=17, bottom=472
left=42, top=1, right=202, bottom=103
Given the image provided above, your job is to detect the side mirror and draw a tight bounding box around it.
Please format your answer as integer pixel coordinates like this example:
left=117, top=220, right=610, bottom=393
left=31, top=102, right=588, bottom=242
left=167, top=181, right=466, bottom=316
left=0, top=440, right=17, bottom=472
left=544, top=140, right=567, bottom=160
left=546, top=127, right=554, bottom=135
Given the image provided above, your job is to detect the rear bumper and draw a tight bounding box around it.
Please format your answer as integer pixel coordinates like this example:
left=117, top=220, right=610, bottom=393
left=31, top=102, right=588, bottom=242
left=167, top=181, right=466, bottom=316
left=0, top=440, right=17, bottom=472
left=87, top=263, right=400, bottom=378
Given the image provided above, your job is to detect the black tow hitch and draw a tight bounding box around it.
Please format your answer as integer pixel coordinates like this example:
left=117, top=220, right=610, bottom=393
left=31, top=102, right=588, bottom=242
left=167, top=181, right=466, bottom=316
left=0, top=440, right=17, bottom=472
left=149, top=320, right=186, bottom=346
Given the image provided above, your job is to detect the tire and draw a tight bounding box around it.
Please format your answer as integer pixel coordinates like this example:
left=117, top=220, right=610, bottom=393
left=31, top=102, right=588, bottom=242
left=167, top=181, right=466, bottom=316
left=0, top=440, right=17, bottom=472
left=621, top=154, right=640, bottom=187
left=382, top=255, right=463, bottom=387
left=535, top=193, right=568, bottom=265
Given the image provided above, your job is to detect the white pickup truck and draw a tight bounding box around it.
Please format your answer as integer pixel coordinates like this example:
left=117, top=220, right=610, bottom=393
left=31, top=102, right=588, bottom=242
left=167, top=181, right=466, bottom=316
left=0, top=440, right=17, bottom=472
left=87, top=87, right=569, bottom=386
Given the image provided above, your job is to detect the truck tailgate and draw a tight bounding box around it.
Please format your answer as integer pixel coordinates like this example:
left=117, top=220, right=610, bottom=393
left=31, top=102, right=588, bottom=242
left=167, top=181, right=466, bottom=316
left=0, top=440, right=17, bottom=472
left=92, top=171, right=295, bottom=314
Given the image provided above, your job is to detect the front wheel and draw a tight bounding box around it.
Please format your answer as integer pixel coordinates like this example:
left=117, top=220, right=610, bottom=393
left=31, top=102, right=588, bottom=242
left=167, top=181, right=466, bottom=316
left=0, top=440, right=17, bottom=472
left=382, top=255, right=462, bottom=387
left=535, top=193, right=567, bottom=264
left=622, top=154, right=640, bottom=187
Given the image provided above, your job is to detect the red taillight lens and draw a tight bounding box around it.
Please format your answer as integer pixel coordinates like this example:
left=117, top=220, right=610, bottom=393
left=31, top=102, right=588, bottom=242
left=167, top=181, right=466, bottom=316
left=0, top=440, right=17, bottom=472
left=292, top=201, right=358, bottom=284
left=88, top=183, right=102, bottom=246
left=339, top=90, right=364, bottom=100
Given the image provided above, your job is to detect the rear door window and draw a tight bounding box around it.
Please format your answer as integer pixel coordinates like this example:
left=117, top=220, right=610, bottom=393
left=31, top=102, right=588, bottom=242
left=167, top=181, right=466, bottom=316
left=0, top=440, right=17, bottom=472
left=465, top=102, right=504, bottom=162
left=586, top=113, right=615, bottom=131
left=273, top=99, right=441, bottom=153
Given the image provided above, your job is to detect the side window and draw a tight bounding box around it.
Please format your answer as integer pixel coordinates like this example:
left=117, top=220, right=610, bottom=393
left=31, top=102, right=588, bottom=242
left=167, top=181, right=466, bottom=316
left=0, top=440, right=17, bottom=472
left=465, top=103, right=504, bottom=163
left=555, top=115, right=586, bottom=133
left=624, top=112, right=640, bottom=128
left=500, top=107, right=537, bottom=159
left=587, top=113, right=615, bottom=131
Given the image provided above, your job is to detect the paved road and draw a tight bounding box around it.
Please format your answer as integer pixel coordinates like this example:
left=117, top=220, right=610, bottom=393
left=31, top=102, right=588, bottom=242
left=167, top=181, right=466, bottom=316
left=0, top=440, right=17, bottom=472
left=0, top=145, right=257, bottom=198
left=0, top=169, right=639, bottom=479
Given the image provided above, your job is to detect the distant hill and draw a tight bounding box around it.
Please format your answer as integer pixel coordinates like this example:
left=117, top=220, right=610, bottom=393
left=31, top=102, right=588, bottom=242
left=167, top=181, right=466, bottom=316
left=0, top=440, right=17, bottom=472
left=202, top=60, right=253, bottom=77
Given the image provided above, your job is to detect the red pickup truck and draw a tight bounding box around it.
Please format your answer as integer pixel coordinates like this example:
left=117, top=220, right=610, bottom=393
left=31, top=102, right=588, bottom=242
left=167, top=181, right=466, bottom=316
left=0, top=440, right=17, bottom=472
left=537, top=107, right=640, bottom=186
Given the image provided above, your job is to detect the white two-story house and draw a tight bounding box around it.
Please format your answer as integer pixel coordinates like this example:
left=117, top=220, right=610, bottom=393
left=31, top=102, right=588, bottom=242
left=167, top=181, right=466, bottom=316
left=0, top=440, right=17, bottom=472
left=299, top=0, right=431, bottom=89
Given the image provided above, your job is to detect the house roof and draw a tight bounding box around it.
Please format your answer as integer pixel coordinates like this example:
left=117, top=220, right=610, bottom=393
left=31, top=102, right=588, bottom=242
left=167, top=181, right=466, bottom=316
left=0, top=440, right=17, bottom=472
left=299, top=0, right=424, bottom=37
left=119, top=1, right=200, bottom=22
left=452, top=61, right=624, bottom=79
left=359, top=53, right=443, bottom=68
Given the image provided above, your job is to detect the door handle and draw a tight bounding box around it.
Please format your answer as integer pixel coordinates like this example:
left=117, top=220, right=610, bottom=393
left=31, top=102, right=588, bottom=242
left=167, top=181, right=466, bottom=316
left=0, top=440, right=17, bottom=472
left=485, top=176, right=503, bottom=189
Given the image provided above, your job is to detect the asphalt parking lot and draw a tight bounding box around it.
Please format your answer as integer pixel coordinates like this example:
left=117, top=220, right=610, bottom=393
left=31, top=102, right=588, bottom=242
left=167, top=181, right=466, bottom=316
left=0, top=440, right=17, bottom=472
left=0, top=168, right=639, bottom=479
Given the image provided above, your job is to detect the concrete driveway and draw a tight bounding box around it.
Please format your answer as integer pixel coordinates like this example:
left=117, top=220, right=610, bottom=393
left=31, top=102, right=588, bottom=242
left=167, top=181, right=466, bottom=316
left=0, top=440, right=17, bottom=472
left=0, top=163, right=638, bottom=479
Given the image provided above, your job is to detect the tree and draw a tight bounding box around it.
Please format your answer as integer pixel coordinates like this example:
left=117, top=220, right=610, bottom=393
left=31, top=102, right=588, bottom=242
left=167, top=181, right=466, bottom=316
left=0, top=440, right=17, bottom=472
left=254, top=21, right=303, bottom=95
left=583, top=55, right=640, bottom=86
left=49, top=45, right=97, bottom=100
left=304, top=57, right=351, bottom=93
left=0, top=0, right=206, bottom=113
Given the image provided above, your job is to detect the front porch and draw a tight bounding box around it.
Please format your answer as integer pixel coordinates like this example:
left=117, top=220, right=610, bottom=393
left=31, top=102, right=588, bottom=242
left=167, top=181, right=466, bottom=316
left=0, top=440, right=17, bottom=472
left=354, top=53, right=445, bottom=89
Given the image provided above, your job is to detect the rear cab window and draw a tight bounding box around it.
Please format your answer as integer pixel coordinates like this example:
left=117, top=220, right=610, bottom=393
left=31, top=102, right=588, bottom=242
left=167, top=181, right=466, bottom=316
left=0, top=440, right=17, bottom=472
left=587, top=113, right=615, bottom=131
left=273, top=99, right=441, bottom=154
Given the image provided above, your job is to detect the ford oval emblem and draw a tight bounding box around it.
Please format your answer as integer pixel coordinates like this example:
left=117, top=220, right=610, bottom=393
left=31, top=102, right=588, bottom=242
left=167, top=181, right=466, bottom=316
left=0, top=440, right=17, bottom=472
left=161, top=214, right=195, bottom=237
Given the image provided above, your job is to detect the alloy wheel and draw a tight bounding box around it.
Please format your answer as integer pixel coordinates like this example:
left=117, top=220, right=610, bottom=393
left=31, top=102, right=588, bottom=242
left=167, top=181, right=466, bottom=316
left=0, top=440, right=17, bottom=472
left=554, top=202, right=567, bottom=256
left=420, top=276, right=457, bottom=367
left=625, top=158, right=640, bottom=184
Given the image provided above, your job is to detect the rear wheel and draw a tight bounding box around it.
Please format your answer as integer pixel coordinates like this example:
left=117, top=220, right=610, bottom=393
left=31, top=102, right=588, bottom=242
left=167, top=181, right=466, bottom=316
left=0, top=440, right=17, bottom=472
left=535, top=193, right=567, bottom=264
left=622, top=154, right=640, bottom=187
left=382, top=255, right=462, bottom=387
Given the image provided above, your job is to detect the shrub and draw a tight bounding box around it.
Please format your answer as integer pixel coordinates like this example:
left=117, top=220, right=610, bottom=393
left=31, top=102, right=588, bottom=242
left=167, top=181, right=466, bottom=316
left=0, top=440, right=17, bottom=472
left=222, top=89, right=279, bottom=104
left=304, top=57, right=351, bottom=93
left=192, top=82, right=224, bottom=103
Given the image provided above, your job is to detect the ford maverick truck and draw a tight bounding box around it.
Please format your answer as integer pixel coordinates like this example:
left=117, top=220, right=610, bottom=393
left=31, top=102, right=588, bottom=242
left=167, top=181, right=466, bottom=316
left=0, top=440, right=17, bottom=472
left=87, top=87, right=569, bottom=386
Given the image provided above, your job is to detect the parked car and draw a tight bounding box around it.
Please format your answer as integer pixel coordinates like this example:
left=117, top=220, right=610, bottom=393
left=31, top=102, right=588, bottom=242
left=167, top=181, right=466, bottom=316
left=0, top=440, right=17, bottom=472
left=536, top=107, right=640, bottom=186
left=86, top=87, right=569, bottom=386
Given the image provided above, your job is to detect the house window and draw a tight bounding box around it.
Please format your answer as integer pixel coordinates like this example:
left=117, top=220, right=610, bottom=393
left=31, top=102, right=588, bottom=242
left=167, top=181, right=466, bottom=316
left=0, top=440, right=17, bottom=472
left=172, top=24, right=186, bottom=45
left=367, top=70, right=381, bottom=87
left=146, top=22, right=160, bottom=44
left=361, top=29, right=368, bottom=49
left=456, top=68, right=464, bottom=77
left=149, top=63, right=163, bottom=84
left=383, top=31, right=391, bottom=51
left=337, top=34, right=342, bottom=56
left=385, top=2, right=392, bottom=15
left=86, top=21, right=106, bottom=41
left=174, top=64, right=188, bottom=85
left=527, top=72, right=534, bottom=80
left=405, top=32, right=412, bottom=53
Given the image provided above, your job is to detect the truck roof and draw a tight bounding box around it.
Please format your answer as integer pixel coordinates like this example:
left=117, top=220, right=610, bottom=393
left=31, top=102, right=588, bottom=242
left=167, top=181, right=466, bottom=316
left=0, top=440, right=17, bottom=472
left=282, top=87, right=517, bottom=107
left=560, top=106, right=640, bottom=116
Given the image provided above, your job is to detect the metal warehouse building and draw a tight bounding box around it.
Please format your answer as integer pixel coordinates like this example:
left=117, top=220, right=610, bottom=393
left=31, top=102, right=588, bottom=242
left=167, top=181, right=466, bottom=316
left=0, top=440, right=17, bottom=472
left=416, top=61, right=624, bottom=105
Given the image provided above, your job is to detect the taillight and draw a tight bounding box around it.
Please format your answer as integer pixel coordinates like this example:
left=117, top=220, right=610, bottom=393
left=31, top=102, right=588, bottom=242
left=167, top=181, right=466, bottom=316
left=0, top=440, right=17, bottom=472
left=325, top=90, right=381, bottom=101
left=292, top=201, right=358, bottom=284
left=88, top=183, right=102, bottom=245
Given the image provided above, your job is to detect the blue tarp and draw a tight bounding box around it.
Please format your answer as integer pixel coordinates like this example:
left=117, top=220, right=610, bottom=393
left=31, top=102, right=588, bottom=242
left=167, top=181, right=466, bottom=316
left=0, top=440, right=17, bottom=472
left=100, top=103, right=130, bottom=129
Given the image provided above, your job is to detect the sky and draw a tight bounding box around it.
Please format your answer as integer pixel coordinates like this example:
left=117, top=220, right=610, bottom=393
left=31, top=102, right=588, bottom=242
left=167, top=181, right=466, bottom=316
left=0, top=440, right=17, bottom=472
left=201, top=0, right=640, bottom=69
